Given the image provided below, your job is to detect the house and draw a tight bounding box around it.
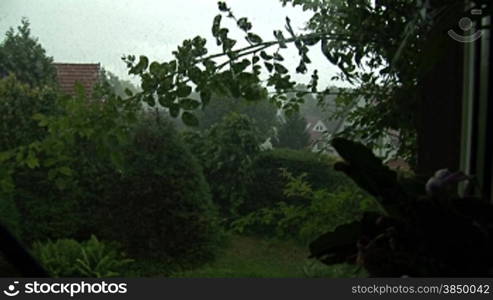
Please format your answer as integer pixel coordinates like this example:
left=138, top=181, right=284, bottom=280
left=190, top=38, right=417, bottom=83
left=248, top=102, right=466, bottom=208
left=53, top=63, right=101, bottom=96
left=305, top=116, right=330, bottom=152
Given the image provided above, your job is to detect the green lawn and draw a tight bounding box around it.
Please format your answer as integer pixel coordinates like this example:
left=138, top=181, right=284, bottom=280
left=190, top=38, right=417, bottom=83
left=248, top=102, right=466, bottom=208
left=169, top=235, right=365, bottom=278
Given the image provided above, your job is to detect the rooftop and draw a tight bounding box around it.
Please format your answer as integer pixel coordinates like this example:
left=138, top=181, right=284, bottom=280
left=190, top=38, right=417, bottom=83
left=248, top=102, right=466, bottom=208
left=53, top=63, right=100, bottom=96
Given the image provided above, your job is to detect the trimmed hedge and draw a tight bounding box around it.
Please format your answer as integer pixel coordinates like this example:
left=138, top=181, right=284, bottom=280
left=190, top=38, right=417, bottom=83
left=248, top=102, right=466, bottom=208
left=242, top=148, right=353, bottom=213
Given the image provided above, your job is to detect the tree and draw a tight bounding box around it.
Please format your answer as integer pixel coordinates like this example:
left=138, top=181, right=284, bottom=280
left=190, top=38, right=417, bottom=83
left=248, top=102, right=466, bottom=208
left=196, top=93, right=277, bottom=139
left=273, top=112, right=310, bottom=150
left=0, top=75, right=59, bottom=152
left=0, top=18, right=56, bottom=87
left=125, top=0, right=491, bottom=173
left=183, top=112, right=261, bottom=216
left=122, top=1, right=423, bottom=162
left=99, top=68, right=139, bottom=99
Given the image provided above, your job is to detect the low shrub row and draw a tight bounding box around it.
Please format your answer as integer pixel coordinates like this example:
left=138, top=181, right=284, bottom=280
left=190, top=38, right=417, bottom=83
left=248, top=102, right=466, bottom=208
left=241, top=148, right=353, bottom=214
left=232, top=172, right=379, bottom=245
left=32, top=235, right=132, bottom=278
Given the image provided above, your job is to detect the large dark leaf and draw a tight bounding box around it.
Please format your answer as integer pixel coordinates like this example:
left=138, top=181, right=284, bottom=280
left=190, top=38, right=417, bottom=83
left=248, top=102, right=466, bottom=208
left=331, top=138, right=401, bottom=206
left=309, top=221, right=361, bottom=261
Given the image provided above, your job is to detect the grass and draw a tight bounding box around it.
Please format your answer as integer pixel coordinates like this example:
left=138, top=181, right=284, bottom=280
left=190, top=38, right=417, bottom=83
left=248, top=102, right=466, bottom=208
left=169, top=235, right=366, bottom=278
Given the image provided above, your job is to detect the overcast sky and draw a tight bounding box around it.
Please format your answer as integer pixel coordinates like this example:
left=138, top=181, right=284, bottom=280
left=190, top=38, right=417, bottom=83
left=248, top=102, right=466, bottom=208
left=0, top=0, right=342, bottom=87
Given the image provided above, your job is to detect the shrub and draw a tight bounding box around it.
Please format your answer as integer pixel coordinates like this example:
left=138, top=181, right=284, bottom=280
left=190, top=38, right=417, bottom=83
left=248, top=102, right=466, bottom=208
left=13, top=177, right=81, bottom=242
left=232, top=171, right=379, bottom=244
left=184, top=112, right=261, bottom=217
left=242, top=148, right=352, bottom=213
left=0, top=75, right=76, bottom=243
left=0, top=196, right=21, bottom=238
left=272, top=112, right=310, bottom=150
left=96, top=117, right=223, bottom=262
left=32, top=235, right=132, bottom=277
left=1, top=82, right=144, bottom=243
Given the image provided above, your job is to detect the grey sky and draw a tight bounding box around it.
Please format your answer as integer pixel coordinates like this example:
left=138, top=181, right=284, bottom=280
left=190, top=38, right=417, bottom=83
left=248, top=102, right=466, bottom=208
left=0, top=0, right=341, bottom=87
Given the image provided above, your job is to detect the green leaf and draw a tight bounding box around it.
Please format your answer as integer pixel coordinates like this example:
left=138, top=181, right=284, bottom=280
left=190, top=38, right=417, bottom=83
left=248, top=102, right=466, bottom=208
left=169, top=103, right=180, bottom=118
left=302, top=36, right=320, bottom=46
left=212, top=15, right=222, bottom=37
left=264, top=62, right=274, bottom=72
left=0, top=151, right=14, bottom=163
left=149, top=61, right=163, bottom=77
left=237, top=18, right=252, bottom=32
left=124, top=88, right=134, bottom=96
left=231, top=59, right=250, bottom=73
left=273, top=53, right=284, bottom=61
left=218, top=2, right=228, bottom=12
left=179, top=98, right=201, bottom=110
left=274, top=63, right=289, bottom=74
left=26, top=153, right=39, bottom=169
left=188, top=67, right=203, bottom=85
left=130, top=56, right=149, bottom=75
left=247, top=33, right=263, bottom=44
left=273, top=30, right=287, bottom=48
left=260, top=51, right=272, bottom=60
left=58, top=166, right=73, bottom=176
left=200, top=90, right=212, bottom=106
left=176, top=84, right=192, bottom=97
left=141, top=73, right=157, bottom=91
left=181, top=111, right=199, bottom=127
left=309, top=221, right=361, bottom=259
left=321, top=39, right=338, bottom=65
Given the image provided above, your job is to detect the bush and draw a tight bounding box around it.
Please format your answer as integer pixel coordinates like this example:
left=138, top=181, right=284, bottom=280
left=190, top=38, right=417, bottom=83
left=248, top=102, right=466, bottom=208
left=96, top=117, right=223, bottom=262
left=32, top=235, right=132, bottom=277
left=232, top=172, right=379, bottom=244
left=0, top=75, right=76, bottom=243
left=0, top=196, right=21, bottom=238
left=0, top=75, right=58, bottom=152
left=183, top=112, right=261, bottom=217
left=242, top=148, right=352, bottom=213
left=13, top=177, right=81, bottom=242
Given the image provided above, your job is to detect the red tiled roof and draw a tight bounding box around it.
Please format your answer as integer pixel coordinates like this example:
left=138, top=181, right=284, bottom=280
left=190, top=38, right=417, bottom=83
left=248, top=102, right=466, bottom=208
left=53, top=63, right=100, bottom=96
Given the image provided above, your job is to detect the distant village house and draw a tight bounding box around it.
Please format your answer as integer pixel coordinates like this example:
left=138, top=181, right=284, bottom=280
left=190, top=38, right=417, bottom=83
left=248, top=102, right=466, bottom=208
left=53, top=63, right=100, bottom=96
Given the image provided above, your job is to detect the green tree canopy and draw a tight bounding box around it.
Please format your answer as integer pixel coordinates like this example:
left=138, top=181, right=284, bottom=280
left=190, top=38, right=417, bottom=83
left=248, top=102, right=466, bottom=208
left=0, top=76, right=59, bottom=152
left=273, top=112, right=310, bottom=150
left=195, top=93, right=277, bottom=139
left=99, top=68, right=140, bottom=99
left=183, top=112, right=261, bottom=216
left=0, top=18, right=56, bottom=87
left=125, top=0, right=491, bottom=167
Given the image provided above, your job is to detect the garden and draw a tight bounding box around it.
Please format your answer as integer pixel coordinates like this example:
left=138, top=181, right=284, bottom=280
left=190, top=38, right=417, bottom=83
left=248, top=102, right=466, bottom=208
left=1, top=0, right=493, bottom=278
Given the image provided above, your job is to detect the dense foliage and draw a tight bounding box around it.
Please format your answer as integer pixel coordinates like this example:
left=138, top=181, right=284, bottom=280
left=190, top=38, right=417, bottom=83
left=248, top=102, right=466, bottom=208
left=242, top=148, right=350, bottom=213
left=0, top=76, right=59, bottom=151
left=96, top=117, right=223, bottom=261
left=233, top=171, right=378, bottom=245
left=122, top=0, right=426, bottom=164
left=0, top=18, right=56, bottom=87
left=0, top=20, right=228, bottom=276
left=33, top=235, right=133, bottom=277
left=195, top=93, right=277, bottom=140
left=272, top=112, right=311, bottom=150
left=1, top=58, right=222, bottom=273
left=184, top=112, right=261, bottom=217
left=0, top=76, right=69, bottom=241
left=309, top=138, right=493, bottom=277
